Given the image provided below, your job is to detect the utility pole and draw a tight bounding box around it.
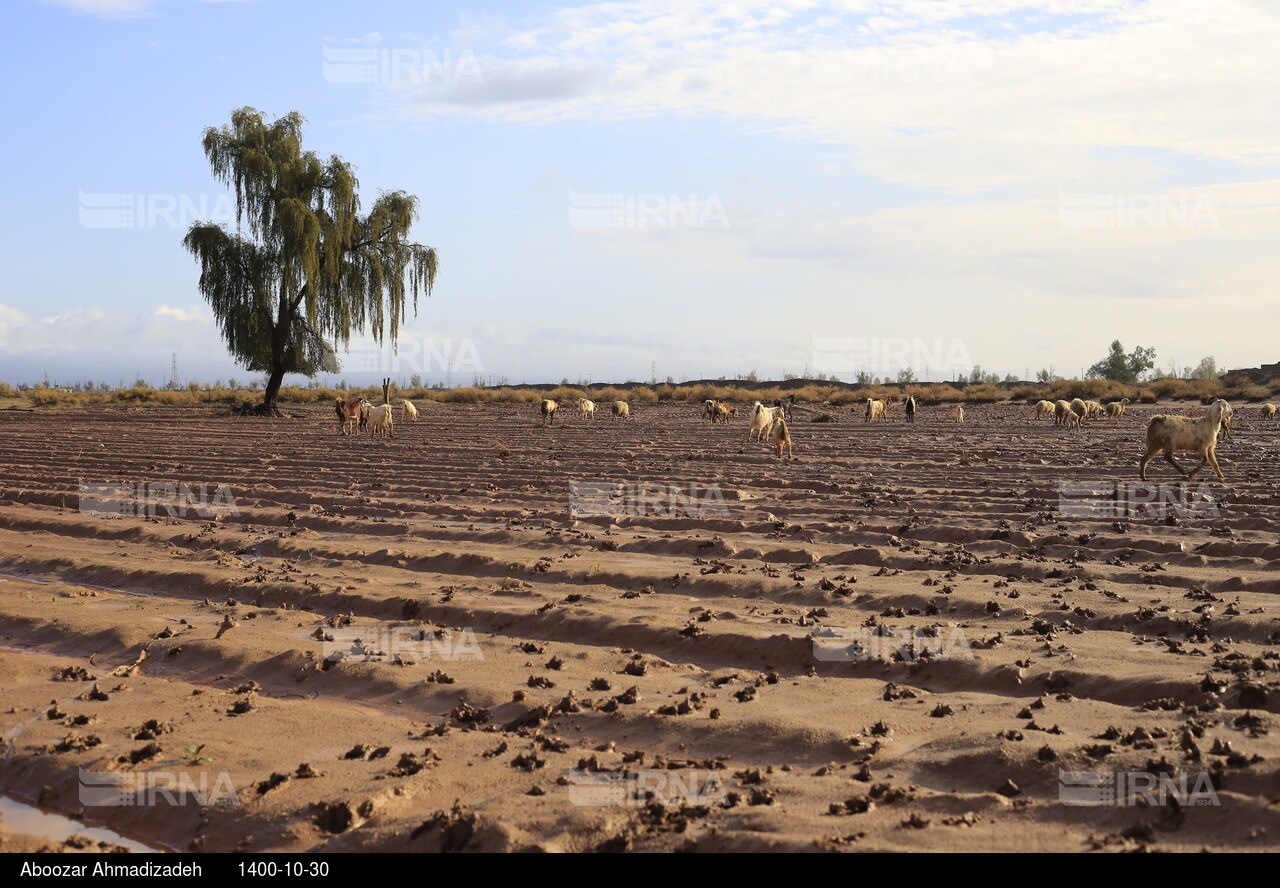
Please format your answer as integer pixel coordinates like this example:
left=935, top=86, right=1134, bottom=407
left=171, top=353, right=178, bottom=389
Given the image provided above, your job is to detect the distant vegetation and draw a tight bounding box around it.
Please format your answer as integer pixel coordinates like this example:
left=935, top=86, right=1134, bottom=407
left=4, top=373, right=1276, bottom=410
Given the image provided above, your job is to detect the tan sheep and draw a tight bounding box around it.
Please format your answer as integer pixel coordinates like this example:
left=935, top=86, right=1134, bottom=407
left=541, top=399, right=558, bottom=426
left=1069, top=398, right=1087, bottom=420
left=865, top=398, right=887, bottom=422
left=1105, top=398, right=1131, bottom=419
left=1139, top=399, right=1228, bottom=481
left=1034, top=399, right=1055, bottom=419
left=1052, top=399, right=1072, bottom=426
left=611, top=400, right=630, bottom=419
left=402, top=399, right=419, bottom=422
left=1062, top=409, right=1081, bottom=430
left=953, top=405, right=965, bottom=423
left=579, top=398, right=596, bottom=420
left=1263, top=404, right=1277, bottom=419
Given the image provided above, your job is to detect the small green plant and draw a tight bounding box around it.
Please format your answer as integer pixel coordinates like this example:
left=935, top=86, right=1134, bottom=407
left=810, top=412, right=834, bottom=422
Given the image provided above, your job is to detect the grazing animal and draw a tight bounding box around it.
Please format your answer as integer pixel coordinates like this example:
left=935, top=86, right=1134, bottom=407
left=402, top=399, right=419, bottom=422
left=770, top=417, right=794, bottom=459
left=541, top=399, right=558, bottom=426
left=749, top=402, right=783, bottom=441
left=335, top=399, right=362, bottom=435
left=1105, top=398, right=1131, bottom=419
left=953, top=405, right=965, bottom=423
left=1062, top=409, right=1081, bottom=430
left=1053, top=399, right=1074, bottom=426
left=366, top=403, right=394, bottom=439
left=702, top=399, right=717, bottom=422
left=773, top=394, right=797, bottom=420
left=1218, top=400, right=1233, bottom=440
left=579, top=398, right=596, bottom=420
left=611, top=401, right=630, bottom=419
left=1069, top=398, right=1087, bottom=420
left=1034, top=399, right=1055, bottom=419
left=865, top=398, right=887, bottom=422
left=1084, top=400, right=1105, bottom=419
left=905, top=395, right=917, bottom=423
left=713, top=401, right=732, bottom=423
left=1263, top=404, right=1277, bottom=419
left=1139, top=399, right=1228, bottom=481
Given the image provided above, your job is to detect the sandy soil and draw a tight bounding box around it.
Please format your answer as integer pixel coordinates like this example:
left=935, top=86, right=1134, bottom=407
left=0, top=400, right=1277, bottom=853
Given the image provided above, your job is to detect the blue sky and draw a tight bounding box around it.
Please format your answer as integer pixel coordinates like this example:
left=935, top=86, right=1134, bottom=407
left=3, top=0, right=1278, bottom=387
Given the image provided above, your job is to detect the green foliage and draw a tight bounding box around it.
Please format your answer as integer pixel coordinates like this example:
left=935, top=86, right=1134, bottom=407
left=184, top=107, right=438, bottom=407
left=1088, top=340, right=1156, bottom=383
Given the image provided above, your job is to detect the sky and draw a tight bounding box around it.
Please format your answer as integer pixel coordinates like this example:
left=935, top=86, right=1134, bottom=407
left=2, top=0, right=1278, bottom=388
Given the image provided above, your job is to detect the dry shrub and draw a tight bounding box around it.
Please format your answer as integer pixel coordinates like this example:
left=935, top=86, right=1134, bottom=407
left=549, top=387, right=588, bottom=404
left=28, top=389, right=86, bottom=407
left=628, top=386, right=658, bottom=404
left=961, top=384, right=1004, bottom=403
left=908, top=384, right=966, bottom=404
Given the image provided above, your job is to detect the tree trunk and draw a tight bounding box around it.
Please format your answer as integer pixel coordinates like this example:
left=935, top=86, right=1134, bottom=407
left=261, top=366, right=287, bottom=415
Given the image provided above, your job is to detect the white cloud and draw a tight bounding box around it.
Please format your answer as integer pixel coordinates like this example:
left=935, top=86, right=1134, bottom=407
left=40, top=0, right=164, bottom=18
left=154, top=304, right=212, bottom=323
left=391, top=0, right=1280, bottom=193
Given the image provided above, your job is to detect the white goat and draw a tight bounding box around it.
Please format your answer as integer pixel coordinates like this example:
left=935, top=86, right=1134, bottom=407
left=402, top=399, right=419, bottom=422
left=366, top=403, right=394, bottom=439
left=579, top=398, right=596, bottom=420
left=749, top=402, right=782, bottom=441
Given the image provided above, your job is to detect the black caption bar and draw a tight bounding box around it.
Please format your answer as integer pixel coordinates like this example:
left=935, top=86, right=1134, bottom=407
left=7, top=855, right=345, bottom=881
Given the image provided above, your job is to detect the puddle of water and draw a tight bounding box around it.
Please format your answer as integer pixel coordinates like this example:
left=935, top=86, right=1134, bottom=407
left=0, top=794, right=159, bottom=853
left=0, top=572, right=149, bottom=598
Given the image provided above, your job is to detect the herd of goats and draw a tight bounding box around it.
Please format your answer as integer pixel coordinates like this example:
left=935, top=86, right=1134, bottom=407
left=333, top=391, right=1280, bottom=479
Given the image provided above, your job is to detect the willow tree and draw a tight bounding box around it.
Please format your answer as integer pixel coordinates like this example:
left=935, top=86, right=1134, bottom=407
left=184, top=107, right=437, bottom=412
